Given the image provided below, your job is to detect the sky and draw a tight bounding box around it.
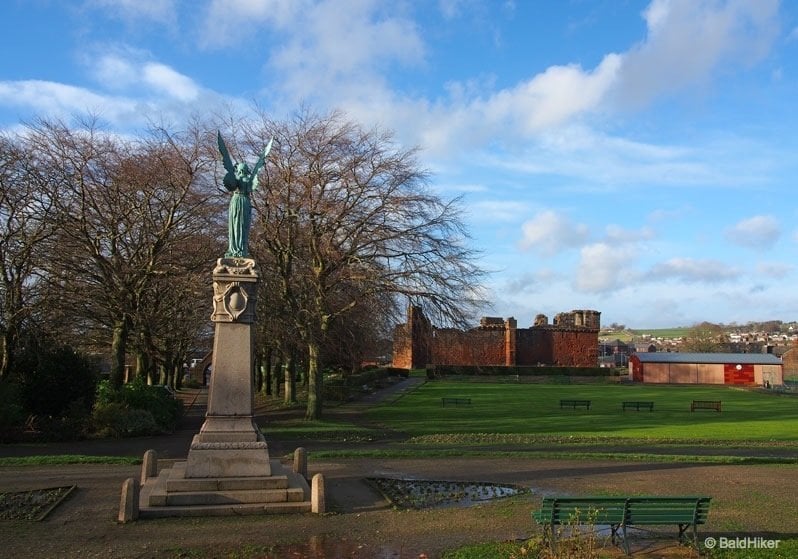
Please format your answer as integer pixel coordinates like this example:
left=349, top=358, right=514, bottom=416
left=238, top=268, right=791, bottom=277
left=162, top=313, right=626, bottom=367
left=2, top=0, right=798, bottom=330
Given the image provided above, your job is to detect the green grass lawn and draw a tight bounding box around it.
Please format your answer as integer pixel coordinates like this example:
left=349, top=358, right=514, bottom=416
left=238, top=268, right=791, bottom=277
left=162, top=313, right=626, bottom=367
left=366, top=382, right=798, bottom=442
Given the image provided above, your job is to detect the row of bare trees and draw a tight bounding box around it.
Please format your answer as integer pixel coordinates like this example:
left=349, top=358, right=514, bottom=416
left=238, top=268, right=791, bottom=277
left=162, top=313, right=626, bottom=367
left=0, top=109, right=486, bottom=419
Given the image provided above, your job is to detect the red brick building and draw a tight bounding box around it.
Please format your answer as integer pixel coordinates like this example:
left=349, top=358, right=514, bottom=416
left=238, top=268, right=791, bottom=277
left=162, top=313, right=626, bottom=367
left=392, top=307, right=600, bottom=369
left=629, top=352, right=783, bottom=385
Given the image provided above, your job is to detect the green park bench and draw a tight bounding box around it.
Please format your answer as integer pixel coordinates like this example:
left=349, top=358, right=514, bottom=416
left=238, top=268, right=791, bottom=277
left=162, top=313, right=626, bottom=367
left=532, top=495, right=712, bottom=555
left=622, top=401, right=654, bottom=412
left=441, top=397, right=471, bottom=407
left=691, top=400, right=721, bottom=412
left=559, top=399, right=591, bottom=410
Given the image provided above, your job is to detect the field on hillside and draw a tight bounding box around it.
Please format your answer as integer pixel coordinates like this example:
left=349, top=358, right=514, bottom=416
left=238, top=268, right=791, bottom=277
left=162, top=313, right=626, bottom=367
left=367, top=382, right=798, bottom=441
left=601, top=327, right=690, bottom=341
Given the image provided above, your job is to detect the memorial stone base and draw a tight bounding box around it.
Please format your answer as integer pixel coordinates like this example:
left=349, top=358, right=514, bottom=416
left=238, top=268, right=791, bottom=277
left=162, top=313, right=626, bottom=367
left=135, top=258, right=314, bottom=518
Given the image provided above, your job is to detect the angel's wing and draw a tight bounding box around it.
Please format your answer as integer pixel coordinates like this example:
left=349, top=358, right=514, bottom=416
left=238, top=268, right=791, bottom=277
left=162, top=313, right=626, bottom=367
left=250, top=137, right=274, bottom=179
left=217, top=131, right=235, bottom=174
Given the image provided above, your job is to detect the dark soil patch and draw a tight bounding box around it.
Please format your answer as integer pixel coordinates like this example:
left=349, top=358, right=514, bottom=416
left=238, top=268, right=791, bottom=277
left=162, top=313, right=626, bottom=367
left=0, top=485, right=76, bottom=520
left=367, top=477, right=526, bottom=509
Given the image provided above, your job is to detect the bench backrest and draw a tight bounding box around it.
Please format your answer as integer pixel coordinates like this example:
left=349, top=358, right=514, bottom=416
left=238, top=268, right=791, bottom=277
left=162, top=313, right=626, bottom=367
left=535, top=497, right=626, bottom=525
left=625, top=497, right=711, bottom=525
left=535, top=496, right=711, bottom=526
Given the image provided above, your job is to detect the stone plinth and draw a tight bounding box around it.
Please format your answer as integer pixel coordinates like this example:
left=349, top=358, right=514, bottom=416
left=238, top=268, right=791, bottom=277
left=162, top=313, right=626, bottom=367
left=135, top=258, right=319, bottom=518
left=185, top=258, right=271, bottom=478
left=139, top=459, right=311, bottom=518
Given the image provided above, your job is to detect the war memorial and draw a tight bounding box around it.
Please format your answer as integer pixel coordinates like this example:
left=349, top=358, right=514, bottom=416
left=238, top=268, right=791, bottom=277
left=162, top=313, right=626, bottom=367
left=118, top=134, right=321, bottom=521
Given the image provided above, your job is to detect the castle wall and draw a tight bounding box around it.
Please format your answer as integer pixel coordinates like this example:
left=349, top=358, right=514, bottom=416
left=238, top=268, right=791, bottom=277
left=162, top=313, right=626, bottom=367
left=392, top=323, right=412, bottom=369
left=393, top=307, right=600, bottom=369
left=516, top=328, right=551, bottom=365
left=432, top=328, right=505, bottom=366
left=550, top=329, right=600, bottom=367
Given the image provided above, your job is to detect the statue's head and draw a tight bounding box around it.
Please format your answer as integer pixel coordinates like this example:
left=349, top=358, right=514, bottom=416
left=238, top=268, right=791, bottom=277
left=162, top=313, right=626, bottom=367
left=235, top=162, right=250, bottom=176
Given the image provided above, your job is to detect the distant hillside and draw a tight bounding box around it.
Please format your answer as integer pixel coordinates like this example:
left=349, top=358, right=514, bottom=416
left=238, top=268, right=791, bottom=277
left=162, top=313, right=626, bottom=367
left=629, top=328, right=691, bottom=339
left=599, top=328, right=690, bottom=342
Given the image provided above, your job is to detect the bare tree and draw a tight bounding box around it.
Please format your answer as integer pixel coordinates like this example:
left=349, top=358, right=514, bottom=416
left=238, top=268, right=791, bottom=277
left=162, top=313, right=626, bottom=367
left=245, top=109, right=486, bottom=419
left=27, top=118, right=218, bottom=388
left=0, top=135, right=58, bottom=378
left=682, top=322, right=727, bottom=353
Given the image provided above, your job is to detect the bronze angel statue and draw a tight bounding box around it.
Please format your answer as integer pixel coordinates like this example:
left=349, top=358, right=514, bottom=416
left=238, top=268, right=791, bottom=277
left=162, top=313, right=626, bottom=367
left=217, top=132, right=274, bottom=258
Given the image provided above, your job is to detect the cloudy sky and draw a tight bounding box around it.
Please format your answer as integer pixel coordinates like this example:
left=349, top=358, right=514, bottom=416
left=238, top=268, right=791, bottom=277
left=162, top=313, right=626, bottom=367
left=2, top=0, right=798, bottom=329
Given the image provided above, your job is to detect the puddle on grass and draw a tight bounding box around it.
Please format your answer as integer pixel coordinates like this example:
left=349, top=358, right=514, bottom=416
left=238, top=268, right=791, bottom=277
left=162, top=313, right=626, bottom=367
left=367, top=477, right=527, bottom=509
left=261, top=535, right=417, bottom=558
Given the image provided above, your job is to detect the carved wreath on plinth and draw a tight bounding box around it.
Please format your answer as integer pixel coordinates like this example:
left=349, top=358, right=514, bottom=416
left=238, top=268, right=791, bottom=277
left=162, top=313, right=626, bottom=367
left=213, top=281, right=250, bottom=321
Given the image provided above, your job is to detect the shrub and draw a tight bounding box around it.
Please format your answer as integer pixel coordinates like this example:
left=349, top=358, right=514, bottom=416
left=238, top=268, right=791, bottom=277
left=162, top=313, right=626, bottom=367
left=9, top=336, right=100, bottom=441
left=91, top=401, right=159, bottom=438
left=427, top=365, right=616, bottom=378
left=0, top=381, right=26, bottom=441
left=93, top=377, right=182, bottom=436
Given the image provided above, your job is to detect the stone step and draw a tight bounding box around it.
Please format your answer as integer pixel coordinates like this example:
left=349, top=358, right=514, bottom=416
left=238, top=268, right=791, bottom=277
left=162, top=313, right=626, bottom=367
left=162, top=486, right=306, bottom=506
left=139, top=500, right=312, bottom=519
left=166, top=475, right=289, bottom=493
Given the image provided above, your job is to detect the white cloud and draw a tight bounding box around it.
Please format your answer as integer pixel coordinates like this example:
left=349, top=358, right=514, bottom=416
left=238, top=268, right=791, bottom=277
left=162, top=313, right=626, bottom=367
left=142, top=63, right=200, bottom=101
left=87, top=50, right=201, bottom=101
left=199, top=0, right=307, bottom=48
left=479, top=54, right=622, bottom=134
left=0, top=80, right=138, bottom=122
left=646, top=257, right=740, bottom=283
left=93, top=54, right=138, bottom=89
left=756, top=261, right=792, bottom=279
left=611, top=0, right=780, bottom=108
left=379, top=0, right=779, bottom=160
left=725, top=215, right=781, bottom=249
left=518, top=210, right=589, bottom=255
left=604, top=224, right=655, bottom=244
left=268, top=1, right=425, bottom=105
left=574, top=242, right=636, bottom=293
left=470, top=200, right=529, bottom=221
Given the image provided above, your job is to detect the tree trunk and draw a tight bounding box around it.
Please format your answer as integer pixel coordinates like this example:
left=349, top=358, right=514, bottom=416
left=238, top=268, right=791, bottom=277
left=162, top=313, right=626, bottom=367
left=305, top=341, right=322, bottom=420
left=135, top=349, right=150, bottom=383
left=254, top=352, right=263, bottom=392
left=262, top=348, right=273, bottom=395
left=273, top=357, right=282, bottom=396
left=284, top=353, right=297, bottom=404
left=289, top=356, right=297, bottom=403
left=110, top=317, right=129, bottom=389
left=0, top=330, right=14, bottom=379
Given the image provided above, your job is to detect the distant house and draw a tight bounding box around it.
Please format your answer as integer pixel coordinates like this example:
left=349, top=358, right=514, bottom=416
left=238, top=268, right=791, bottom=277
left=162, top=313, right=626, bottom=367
left=629, top=352, right=783, bottom=386
left=598, top=339, right=633, bottom=367
left=780, top=345, right=798, bottom=374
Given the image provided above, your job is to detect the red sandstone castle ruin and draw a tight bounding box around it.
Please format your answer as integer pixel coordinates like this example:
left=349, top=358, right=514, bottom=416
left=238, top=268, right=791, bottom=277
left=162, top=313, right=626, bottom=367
left=393, top=306, right=601, bottom=369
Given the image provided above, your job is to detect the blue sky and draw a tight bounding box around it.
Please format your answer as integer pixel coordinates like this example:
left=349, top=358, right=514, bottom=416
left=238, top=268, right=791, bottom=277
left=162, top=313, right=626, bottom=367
left=2, top=0, right=798, bottom=329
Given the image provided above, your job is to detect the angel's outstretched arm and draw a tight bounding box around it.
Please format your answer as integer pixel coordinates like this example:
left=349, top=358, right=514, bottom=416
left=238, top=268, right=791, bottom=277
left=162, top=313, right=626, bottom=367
left=217, top=131, right=235, bottom=174
left=250, top=137, right=274, bottom=179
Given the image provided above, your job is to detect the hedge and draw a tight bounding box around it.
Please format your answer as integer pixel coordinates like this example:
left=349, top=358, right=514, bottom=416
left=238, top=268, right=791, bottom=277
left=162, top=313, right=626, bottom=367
left=427, top=365, right=619, bottom=378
